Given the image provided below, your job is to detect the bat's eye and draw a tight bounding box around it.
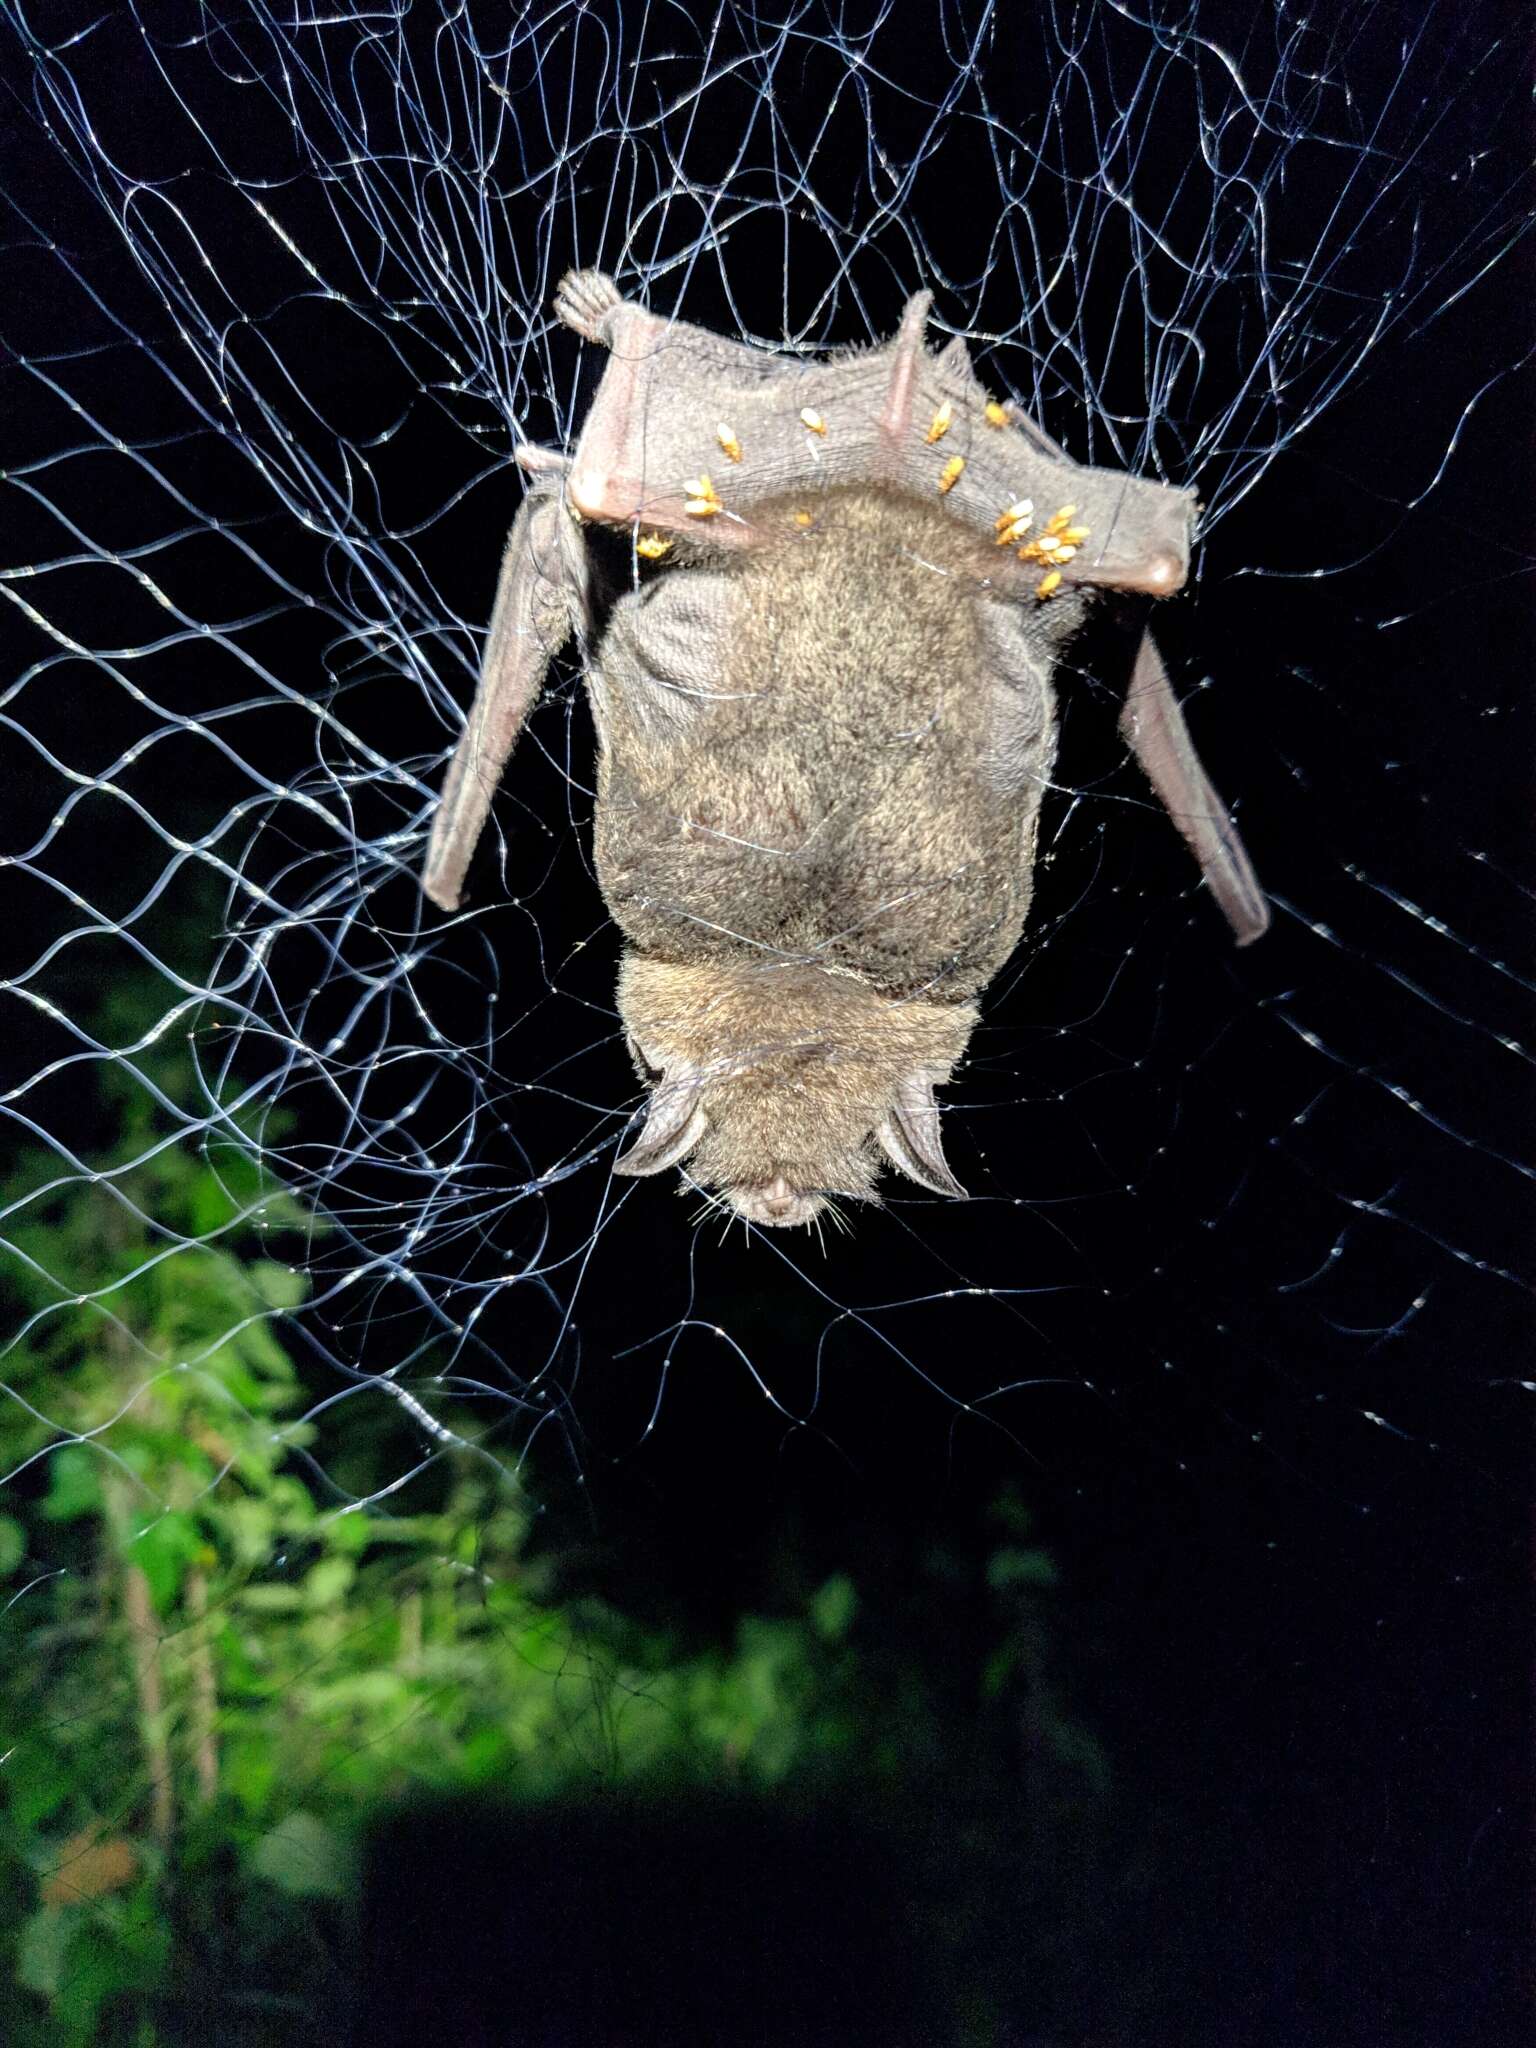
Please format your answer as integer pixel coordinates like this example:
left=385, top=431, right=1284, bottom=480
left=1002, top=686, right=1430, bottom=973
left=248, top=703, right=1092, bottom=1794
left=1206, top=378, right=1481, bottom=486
left=626, top=1034, right=663, bottom=1083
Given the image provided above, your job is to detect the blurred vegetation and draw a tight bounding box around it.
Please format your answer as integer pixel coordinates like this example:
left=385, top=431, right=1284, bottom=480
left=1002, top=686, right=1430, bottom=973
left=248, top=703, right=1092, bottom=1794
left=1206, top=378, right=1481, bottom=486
left=0, top=1003, right=1112, bottom=2046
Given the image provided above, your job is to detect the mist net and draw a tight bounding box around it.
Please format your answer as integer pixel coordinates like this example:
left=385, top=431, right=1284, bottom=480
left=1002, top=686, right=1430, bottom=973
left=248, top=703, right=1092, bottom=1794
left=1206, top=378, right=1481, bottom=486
left=5, top=0, right=1531, bottom=1510
left=0, top=0, right=1529, bottom=1993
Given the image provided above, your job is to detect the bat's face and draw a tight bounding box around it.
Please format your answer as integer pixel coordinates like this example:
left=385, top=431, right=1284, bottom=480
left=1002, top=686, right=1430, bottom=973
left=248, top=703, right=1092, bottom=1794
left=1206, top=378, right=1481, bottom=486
left=612, top=957, right=977, bottom=1227
left=637, top=1050, right=883, bottom=1227
left=616, top=1046, right=920, bottom=1228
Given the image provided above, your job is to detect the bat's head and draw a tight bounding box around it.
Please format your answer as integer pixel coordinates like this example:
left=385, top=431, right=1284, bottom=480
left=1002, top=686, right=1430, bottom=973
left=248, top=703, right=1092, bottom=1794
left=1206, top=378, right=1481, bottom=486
left=613, top=956, right=977, bottom=1229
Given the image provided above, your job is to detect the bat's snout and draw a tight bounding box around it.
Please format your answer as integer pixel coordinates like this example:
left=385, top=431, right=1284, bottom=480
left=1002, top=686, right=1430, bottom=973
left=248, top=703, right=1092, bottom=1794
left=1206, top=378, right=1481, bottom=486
left=730, top=1175, right=826, bottom=1229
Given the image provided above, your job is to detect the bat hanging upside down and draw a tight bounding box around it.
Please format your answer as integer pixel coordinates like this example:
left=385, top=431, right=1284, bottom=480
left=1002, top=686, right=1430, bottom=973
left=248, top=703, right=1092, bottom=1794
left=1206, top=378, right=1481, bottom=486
left=422, top=270, right=1269, bottom=1229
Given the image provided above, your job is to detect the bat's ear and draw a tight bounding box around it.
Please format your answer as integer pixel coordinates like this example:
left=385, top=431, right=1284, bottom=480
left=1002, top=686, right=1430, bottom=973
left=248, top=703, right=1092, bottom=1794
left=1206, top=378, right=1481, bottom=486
left=879, top=289, right=935, bottom=451
left=613, top=1072, right=709, bottom=1177
left=875, top=1072, right=966, bottom=1198
left=934, top=335, right=976, bottom=382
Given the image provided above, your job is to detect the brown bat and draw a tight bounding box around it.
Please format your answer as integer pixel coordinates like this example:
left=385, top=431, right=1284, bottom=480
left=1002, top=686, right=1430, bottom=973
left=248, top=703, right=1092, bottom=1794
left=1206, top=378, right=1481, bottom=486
left=422, top=270, right=1268, bottom=1230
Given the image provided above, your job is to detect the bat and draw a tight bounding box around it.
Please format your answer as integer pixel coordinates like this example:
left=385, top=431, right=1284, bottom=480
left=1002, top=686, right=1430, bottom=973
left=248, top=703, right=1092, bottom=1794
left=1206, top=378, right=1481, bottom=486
left=422, top=270, right=1269, bottom=1229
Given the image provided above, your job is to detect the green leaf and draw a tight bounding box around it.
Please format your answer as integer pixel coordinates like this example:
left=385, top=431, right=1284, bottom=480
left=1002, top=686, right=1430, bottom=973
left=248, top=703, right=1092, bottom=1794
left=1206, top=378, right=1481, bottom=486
left=39, top=1447, right=102, bottom=1524
left=13, top=1906, right=70, bottom=1998
left=248, top=1811, right=353, bottom=1900
left=810, top=1573, right=857, bottom=1642
left=52, top=1913, right=168, bottom=2036
left=0, top=1513, right=26, bottom=1576
left=235, top=1321, right=295, bottom=1381
left=303, top=1555, right=355, bottom=1609
left=124, top=1510, right=202, bottom=1613
left=1041, top=1717, right=1112, bottom=1793
left=187, top=1171, right=236, bottom=1238
left=220, top=1499, right=281, bottom=1568
left=304, top=1670, right=411, bottom=1716
left=249, top=1261, right=308, bottom=1311
left=1, top=1739, right=73, bottom=1830
left=988, top=1489, right=1035, bottom=1538
left=200, top=1348, right=264, bottom=1408
left=268, top=1475, right=320, bottom=1525
left=459, top=1726, right=513, bottom=1782
left=321, top=1510, right=371, bottom=1556
left=223, top=1737, right=278, bottom=1819
left=980, top=1644, right=1019, bottom=1700
left=236, top=1583, right=305, bottom=1612
left=985, top=1547, right=1058, bottom=1591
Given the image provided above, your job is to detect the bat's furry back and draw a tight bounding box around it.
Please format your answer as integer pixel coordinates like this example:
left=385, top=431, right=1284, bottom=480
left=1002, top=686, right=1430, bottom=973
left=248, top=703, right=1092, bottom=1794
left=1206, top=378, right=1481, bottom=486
left=595, top=486, right=1055, bottom=1226
left=594, top=487, right=1054, bottom=1000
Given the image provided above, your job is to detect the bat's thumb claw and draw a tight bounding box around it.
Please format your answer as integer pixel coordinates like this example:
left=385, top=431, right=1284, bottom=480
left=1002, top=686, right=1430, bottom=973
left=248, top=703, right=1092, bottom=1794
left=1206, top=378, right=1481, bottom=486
left=553, top=269, right=624, bottom=344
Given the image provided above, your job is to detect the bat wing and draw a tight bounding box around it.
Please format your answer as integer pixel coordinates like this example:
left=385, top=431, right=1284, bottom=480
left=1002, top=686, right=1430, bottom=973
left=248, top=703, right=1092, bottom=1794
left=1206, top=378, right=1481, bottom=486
left=1120, top=633, right=1270, bottom=946
left=421, top=488, right=587, bottom=911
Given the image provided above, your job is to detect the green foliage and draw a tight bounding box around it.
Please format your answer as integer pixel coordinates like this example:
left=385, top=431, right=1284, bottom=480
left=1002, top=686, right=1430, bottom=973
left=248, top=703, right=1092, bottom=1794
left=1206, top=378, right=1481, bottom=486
left=0, top=1028, right=1104, bottom=2046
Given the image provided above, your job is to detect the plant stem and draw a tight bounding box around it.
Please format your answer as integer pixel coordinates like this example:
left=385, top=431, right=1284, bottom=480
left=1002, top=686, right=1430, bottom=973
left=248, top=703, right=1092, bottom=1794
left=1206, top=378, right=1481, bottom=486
left=105, top=1472, right=175, bottom=1847
left=184, top=1567, right=220, bottom=1804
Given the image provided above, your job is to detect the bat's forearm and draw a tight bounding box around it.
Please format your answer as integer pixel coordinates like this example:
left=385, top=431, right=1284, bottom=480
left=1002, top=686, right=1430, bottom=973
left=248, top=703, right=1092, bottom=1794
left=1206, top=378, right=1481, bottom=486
left=422, top=491, right=584, bottom=910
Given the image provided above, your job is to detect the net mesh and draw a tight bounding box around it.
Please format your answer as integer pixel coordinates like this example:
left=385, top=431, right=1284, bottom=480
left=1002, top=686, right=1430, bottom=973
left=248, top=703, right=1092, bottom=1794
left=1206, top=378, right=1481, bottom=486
left=0, top=0, right=1529, bottom=2024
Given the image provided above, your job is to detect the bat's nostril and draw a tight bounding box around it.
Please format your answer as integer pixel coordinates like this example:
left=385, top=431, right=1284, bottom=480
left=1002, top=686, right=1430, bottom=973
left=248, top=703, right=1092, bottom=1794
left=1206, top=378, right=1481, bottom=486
left=725, top=1177, right=831, bottom=1229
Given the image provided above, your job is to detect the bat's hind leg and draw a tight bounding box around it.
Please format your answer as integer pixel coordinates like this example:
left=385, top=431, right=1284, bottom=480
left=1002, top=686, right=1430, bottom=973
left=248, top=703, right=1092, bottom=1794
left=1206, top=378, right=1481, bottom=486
left=554, top=269, right=625, bottom=342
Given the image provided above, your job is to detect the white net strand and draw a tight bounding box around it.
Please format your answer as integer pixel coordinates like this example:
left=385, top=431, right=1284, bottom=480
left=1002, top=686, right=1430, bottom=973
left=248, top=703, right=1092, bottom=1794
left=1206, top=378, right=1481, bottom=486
left=0, top=0, right=1529, bottom=1523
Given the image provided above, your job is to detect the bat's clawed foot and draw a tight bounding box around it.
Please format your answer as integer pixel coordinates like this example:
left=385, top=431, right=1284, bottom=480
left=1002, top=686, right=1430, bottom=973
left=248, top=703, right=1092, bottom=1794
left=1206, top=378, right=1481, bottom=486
left=554, top=269, right=624, bottom=343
